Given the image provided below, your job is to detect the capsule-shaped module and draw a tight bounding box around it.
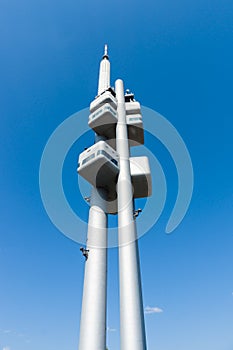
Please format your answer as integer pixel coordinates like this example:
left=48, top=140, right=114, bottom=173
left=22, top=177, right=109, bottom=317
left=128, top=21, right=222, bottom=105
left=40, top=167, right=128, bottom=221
left=77, top=140, right=119, bottom=191
left=130, top=156, right=152, bottom=198
left=89, top=88, right=118, bottom=139
left=90, top=89, right=117, bottom=113
left=125, top=101, right=141, bottom=115
left=127, top=114, right=144, bottom=146
left=125, top=95, right=144, bottom=146
left=88, top=103, right=117, bottom=139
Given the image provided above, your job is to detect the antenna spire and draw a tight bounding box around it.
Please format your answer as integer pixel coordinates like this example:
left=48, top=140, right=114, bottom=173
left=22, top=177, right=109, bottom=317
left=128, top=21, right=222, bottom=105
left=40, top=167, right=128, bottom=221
left=104, top=44, right=108, bottom=56
left=102, top=44, right=109, bottom=60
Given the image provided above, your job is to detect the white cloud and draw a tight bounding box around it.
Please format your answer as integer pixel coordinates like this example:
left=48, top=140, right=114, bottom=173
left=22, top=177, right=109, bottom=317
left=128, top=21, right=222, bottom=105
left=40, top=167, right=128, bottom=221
left=3, top=346, right=11, bottom=350
left=0, top=329, right=29, bottom=344
left=0, top=330, right=11, bottom=335
left=144, top=306, right=163, bottom=314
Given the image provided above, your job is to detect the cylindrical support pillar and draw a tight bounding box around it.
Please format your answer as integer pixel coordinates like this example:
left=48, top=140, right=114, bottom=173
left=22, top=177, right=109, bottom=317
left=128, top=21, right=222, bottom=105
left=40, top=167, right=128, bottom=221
left=98, top=55, right=110, bottom=95
left=115, top=79, right=147, bottom=350
left=78, top=187, right=108, bottom=350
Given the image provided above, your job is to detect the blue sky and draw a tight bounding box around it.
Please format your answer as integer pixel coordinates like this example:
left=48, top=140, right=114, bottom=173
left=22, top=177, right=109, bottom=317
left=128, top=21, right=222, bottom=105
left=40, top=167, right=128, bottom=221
left=0, top=0, right=233, bottom=349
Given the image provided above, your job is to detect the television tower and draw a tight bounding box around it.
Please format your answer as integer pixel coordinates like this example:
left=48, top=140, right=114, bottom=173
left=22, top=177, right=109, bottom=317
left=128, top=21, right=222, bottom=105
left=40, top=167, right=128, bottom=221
left=78, top=46, right=152, bottom=350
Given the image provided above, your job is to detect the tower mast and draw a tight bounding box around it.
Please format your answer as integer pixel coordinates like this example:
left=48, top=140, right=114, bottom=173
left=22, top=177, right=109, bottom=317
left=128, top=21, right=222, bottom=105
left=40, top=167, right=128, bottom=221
left=98, top=44, right=110, bottom=95
left=116, top=79, right=147, bottom=349
left=78, top=46, right=150, bottom=350
left=78, top=46, right=110, bottom=350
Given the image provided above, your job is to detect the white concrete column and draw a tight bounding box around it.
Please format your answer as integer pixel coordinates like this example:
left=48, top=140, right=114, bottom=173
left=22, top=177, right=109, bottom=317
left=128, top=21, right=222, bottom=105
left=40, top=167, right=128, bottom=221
left=78, top=45, right=110, bottom=350
left=98, top=45, right=110, bottom=95
left=115, top=79, right=147, bottom=350
left=78, top=188, right=108, bottom=350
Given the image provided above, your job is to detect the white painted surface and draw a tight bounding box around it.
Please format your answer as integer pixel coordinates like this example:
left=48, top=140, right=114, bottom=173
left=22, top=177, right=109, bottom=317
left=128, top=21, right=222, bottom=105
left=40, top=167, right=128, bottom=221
left=115, top=79, right=147, bottom=350
left=78, top=188, right=108, bottom=350
left=78, top=46, right=111, bottom=350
